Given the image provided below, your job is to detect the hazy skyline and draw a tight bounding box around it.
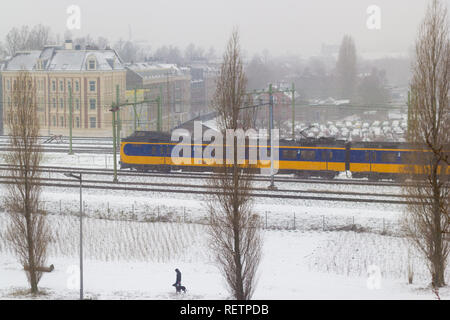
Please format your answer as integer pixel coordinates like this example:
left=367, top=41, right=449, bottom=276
left=1, top=0, right=448, bottom=58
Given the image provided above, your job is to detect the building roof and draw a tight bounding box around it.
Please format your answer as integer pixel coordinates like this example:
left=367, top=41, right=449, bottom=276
left=2, top=47, right=125, bottom=72
left=125, top=62, right=183, bottom=79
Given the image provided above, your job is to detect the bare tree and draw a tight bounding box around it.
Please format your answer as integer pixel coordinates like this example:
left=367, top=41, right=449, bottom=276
left=5, top=25, right=52, bottom=56
left=207, top=29, right=262, bottom=300
left=335, top=34, right=357, bottom=99
left=403, top=0, right=450, bottom=288
left=2, top=71, right=51, bottom=294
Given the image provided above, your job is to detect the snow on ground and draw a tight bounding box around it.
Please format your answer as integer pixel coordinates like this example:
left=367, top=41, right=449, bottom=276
left=0, top=183, right=405, bottom=235
left=1, top=220, right=447, bottom=300
left=1, top=151, right=408, bottom=234
left=0, top=151, right=448, bottom=299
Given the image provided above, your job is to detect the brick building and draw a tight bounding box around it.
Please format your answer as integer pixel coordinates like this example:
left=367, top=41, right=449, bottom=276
left=1, top=41, right=126, bottom=137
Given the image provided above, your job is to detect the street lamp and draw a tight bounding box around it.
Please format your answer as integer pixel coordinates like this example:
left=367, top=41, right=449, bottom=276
left=64, top=172, right=83, bottom=300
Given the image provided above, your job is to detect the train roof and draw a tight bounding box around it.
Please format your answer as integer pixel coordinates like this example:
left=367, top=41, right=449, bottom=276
left=122, top=131, right=172, bottom=142
left=350, top=141, right=414, bottom=149
left=123, top=131, right=419, bottom=150
left=283, top=137, right=349, bottom=147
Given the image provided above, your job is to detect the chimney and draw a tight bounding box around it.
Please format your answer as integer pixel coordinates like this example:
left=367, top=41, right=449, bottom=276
left=64, top=39, right=73, bottom=50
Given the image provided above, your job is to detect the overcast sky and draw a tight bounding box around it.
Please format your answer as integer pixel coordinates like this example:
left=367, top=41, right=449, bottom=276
left=1, top=0, right=448, bottom=58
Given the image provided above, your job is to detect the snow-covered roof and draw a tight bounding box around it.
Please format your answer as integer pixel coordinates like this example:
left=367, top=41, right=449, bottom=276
left=4, top=51, right=41, bottom=70
left=3, top=47, right=125, bottom=72
left=125, top=62, right=185, bottom=79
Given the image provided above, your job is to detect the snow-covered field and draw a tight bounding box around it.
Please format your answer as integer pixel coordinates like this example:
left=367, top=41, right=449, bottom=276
left=0, top=151, right=448, bottom=300
left=1, top=218, right=448, bottom=300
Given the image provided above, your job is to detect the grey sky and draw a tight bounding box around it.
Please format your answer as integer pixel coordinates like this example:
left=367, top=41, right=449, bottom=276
left=0, top=0, right=447, bottom=58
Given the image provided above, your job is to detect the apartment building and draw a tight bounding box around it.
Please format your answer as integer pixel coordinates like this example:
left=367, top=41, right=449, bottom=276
left=189, top=65, right=218, bottom=117
left=125, top=62, right=191, bottom=134
left=1, top=41, right=126, bottom=137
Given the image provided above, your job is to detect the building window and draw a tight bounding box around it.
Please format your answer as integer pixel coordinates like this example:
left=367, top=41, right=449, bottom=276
left=75, top=98, right=80, bottom=110
left=68, top=80, right=72, bottom=92
left=60, top=98, right=64, bottom=109
left=53, top=98, right=56, bottom=109
left=60, top=80, right=64, bottom=92
left=75, top=81, right=79, bottom=92
left=52, top=116, right=56, bottom=127
left=6, top=79, right=10, bottom=90
left=52, top=80, right=56, bottom=92
left=89, top=98, right=96, bottom=110
left=76, top=117, right=80, bottom=128
left=60, top=116, right=65, bottom=127
left=89, top=81, right=96, bottom=92
left=89, top=117, right=96, bottom=128
left=88, top=59, right=96, bottom=70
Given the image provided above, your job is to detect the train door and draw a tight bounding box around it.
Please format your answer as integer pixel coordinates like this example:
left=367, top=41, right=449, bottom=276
left=364, top=150, right=375, bottom=172
left=162, top=145, right=167, bottom=165
left=321, top=150, right=330, bottom=171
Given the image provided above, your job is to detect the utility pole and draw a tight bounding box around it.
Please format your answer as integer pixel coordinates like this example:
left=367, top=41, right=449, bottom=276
left=112, top=103, right=118, bottom=183
left=63, top=172, right=83, bottom=299
left=133, top=88, right=138, bottom=132
left=110, top=88, right=162, bottom=182
left=69, top=86, right=74, bottom=155
left=407, top=90, right=411, bottom=139
left=291, top=82, right=295, bottom=140
left=242, top=85, right=277, bottom=190
left=166, top=72, right=171, bottom=132
left=111, top=85, right=120, bottom=183
left=116, top=85, right=121, bottom=147
left=159, top=85, right=163, bottom=131
left=268, top=84, right=276, bottom=190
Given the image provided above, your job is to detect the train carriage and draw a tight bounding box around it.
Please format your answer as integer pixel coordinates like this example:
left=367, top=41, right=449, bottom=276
left=120, top=131, right=448, bottom=181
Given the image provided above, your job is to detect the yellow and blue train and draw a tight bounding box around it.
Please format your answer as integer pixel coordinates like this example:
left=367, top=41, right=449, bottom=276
left=120, top=131, right=448, bottom=181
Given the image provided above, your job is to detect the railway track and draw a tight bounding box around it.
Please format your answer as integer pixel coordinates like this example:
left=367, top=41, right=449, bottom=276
left=0, top=163, right=411, bottom=187
left=0, top=136, right=114, bottom=153
left=0, top=167, right=419, bottom=205
left=0, top=146, right=114, bottom=154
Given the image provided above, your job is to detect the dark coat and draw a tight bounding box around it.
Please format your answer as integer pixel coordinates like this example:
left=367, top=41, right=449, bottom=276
left=175, top=269, right=182, bottom=285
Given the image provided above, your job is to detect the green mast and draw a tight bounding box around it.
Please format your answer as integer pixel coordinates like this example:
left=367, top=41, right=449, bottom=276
left=69, top=86, right=74, bottom=155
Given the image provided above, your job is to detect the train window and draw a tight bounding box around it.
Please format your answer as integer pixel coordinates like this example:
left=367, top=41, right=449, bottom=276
left=142, top=145, right=151, bottom=155
left=300, top=150, right=316, bottom=161
left=151, top=146, right=157, bottom=155
left=321, top=151, right=333, bottom=161
left=381, top=152, right=397, bottom=163
left=282, top=149, right=297, bottom=160
left=365, top=152, right=370, bottom=162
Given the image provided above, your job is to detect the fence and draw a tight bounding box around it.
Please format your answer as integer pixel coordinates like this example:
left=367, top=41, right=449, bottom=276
left=34, top=199, right=404, bottom=237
